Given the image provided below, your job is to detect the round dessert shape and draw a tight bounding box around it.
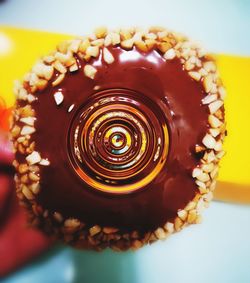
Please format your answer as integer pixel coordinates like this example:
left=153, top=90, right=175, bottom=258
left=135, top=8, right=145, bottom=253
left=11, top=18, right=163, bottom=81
left=11, top=27, right=226, bottom=251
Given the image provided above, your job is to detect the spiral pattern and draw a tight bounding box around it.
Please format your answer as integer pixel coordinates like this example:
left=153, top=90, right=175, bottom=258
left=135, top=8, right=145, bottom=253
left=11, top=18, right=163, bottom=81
left=68, top=89, right=169, bottom=194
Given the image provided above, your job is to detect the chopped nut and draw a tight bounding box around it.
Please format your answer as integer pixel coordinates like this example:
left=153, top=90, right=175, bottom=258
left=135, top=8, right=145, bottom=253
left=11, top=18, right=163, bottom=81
left=20, top=117, right=35, bottom=126
left=29, top=182, right=40, bottom=194
left=203, top=74, right=214, bottom=93
left=68, top=104, right=75, bottom=112
left=184, top=60, right=194, bottom=71
left=192, top=168, right=203, bottom=178
left=218, top=86, right=226, bottom=99
left=195, top=144, right=205, bottom=153
left=195, top=215, right=203, bottom=224
left=208, top=100, right=223, bottom=114
left=202, top=134, right=216, bottom=149
left=20, top=174, right=28, bottom=183
left=52, top=74, right=65, bottom=86
left=177, top=209, right=188, bottom=221
left=209, top=128, right=220, bottom=137
left=18, top=163, right=29, bottom=174
left=39, top=159, right=50, bottom=166
left=20, top=105, right=35, bottom=117
left=196, top=199, right=205, bottom=214
left=36, top=79, right=48, bottom=90
left=13, top=160, right=19, bottom=169
left=185, top=201, right=196, bottom=211
left=79, top=39, right=90, bottom=53
left=206, top=151, right=216, bottom=163
left=157, top=41, right=171, bottom=53
left=145, top=39, right=156, bottom=50
left=93, top=85, right=100, bottom=91
left=198, top=68, right=208, bottom=77
left=216, top=150, right=225, bottom=159
left=32, top=63, right=54, bottom=80
left=103, top=47, right=114, bottom=64
left=187, top=209, right=197, bottom=224
left=132, top=240, right=142, bottom=250
left=17, top=88, right=28, bottom=100
left=163, top=48, right=176, bottom=60
left=208, top=114, right=222, bottom=128
left=17, top=136, right=25, bottom=143
left=14, top=80, right=22, bottom=96
left=86, top=46, right=99, bottom=57
left=103, top=227, right=119, bottom=234
left=104, top=33, right=112, bottom=46
left=11, top=125, right=21, bottom=138
left=120, top=29, right=132, bottom=40
left=202, top=94, right=217, bottom=105
left=210, top=180, right=217, bottom=191
left=174, top=217, right=183, bottom=231
left=53, top=212, right=64, bottom=223
left=214, top=141, right=223, bottom=152
left=43, top=65, right=54, bottom=81
left=26, top=151, right=41, bottom=165
left=121, top=38, right=134, bottom=49
left=149, top=233, right=157, bottom=243
left=203, top=61, right=216, bottom=72
left=84, top=65, right=97, bottom=79
left=196, top=172, right=210, bottom=182
left=21, top=125, right=36, bottom=135
left=145, top=32, right=157, bottom=40
left=110, top=32, right=120, bottom=45
left=135, top=40, right=148, bottom=52
left=69, top=63, right=78, bottom=72
left=89, top=225, right=101, bottom=236
left=64, top=218, right=81, bottom=230
left=69, top=39, right=81, bottom=53
left=94, top=27, right=107, bottom=38
left=157, top=30, right=168, bottom=39
left=130, top=230, right=139, bottom=239
left=201, top=163, right=214, bottom=173
left=188, top=71, right=201, bottom=81
left=215, top=109, right=224, bottom=120
left=154, top=227, right=166, bottom=240
left=198, top=186, right=208, bottom=194
left=42, top=209, right=48, bottom=218
left=54, top=91, right=64, bottom=105
left=91, top=39, right=105, bottom=47
left=43, top=55, right=55, bottom=64
left=57, top=40, right=70, bottom=53
left=29, top=172, right=40, bottom=182
left=18, top=144, right=26, bottom=154
left=53, top=60, right=67, bottom=74
left=204, top=191, right=213, bottom=202
left=22, top=185, right=34, bottom=200
left=133, top=31, right=142, bottom=42
left=55, top=52, right=72, bottom=64
left=164, top=222, right=174, bottom=233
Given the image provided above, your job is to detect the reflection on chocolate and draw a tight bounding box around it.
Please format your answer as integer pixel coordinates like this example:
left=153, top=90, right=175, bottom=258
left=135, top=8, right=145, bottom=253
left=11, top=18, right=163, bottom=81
left=68, top=88, right=169, bottom=194
left=31, top=47, right=208, bottom=231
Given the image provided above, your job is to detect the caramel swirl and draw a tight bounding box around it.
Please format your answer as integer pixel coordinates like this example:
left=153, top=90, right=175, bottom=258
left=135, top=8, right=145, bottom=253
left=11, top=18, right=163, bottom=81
left=68, top=89, right=169, bottom=194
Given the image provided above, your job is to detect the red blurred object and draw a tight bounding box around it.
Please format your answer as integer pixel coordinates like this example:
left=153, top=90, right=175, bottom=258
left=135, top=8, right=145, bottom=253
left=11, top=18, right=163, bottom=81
left=0, top=97, right=12, bottom=132
left=0, top=105, right=53, bottom=278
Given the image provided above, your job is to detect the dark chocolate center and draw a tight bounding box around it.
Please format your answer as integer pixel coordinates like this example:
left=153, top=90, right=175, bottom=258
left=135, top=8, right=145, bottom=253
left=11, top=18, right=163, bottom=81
left=28, top=46, right=208, bottom=231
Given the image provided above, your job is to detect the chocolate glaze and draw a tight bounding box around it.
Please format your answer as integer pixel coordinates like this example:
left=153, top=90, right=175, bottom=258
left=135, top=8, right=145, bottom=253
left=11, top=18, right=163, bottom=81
left=24, top=47, right=208, bottom=232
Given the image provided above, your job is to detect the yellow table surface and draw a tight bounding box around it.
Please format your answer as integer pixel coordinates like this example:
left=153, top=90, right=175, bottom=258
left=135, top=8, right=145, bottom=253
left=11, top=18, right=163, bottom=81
left=0, top=26, right=249, bottom=203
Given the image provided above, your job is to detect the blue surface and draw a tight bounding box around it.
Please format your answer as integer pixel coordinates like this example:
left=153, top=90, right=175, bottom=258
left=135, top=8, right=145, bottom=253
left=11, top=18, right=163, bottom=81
left=0, top=0, right=250, bottom=55
left=0, top=1, right=250, bottom=282
left=2, top=202, right=250, bottom=283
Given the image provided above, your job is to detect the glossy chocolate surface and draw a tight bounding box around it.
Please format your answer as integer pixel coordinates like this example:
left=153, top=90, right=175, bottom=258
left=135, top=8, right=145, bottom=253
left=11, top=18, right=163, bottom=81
left=27, top=47, right=208, bottom=231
